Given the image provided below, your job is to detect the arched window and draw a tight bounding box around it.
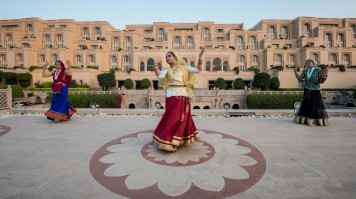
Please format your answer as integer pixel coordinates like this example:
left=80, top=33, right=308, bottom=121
left=124, top=55, right=130, bottom=63
left=326, top=33, right=332, bottom=41
left=187, top=36, right=193, bottom=44
left=57, top=34, right=63, bottom=42
left=275, top=54, right=282, bottom=62
left=175, top=36, right=181, bottom=44
left=289, top=54, right=296, bottom=62
left=52, top=54, right=58, bottom=62
left=83, top=27, right=89, bottom=35
left=249, top=36, right=256, bottom=49
left=147, top=58, right=154, bottom=71
left=45, top=35, right=50, bottom=42
left=304, top=23, right=311, bottom=37
left=330, top=53, right=337, bottom=62
left=312, top=53, right=319, bottom=63
left=113, top=37, right=120, bottom=44
left=203, top=28, right=210, bottom=35
left=223, top=61, right=229, bottom=71
left=282, top=26, right=288, bottom=35
left=17, top=54, right=23, bottom=62
left=205, top=61, right=211, bottom=71
left=343, top=54, right=350, bottom=61
left=213, top=58, right=221, bottom=71
left=27, top=24, right=33, bottom=33
left=111, top=56, right=117, bottom=63
left=0, top=54, right=6, bottom=62
left=76, top=55, right=82, bottom=63
left=40, top=54, right=46, bottom=62
left=89, top=55, right=95, bottom=62
left=252, top=55, right=258, bottom=63
left=352, top=25, right=356, bottom=33
left=158, top=28, right=165, bottom=35
left=269, top=26, right=275, bottom=33
left=140, top=61, right=145, bottom=71
left=250, top=36, right=256, bottom=44
left=7, top=34, right=12, bottom=42
left=239, top=55, right=245, bottom=63
left=125, top=37, right=132, bottom=44
left=338, top=33, right=344, bottom=41
left=237, top=36, right=243, bottom=44
left=95, top=27, right=101, bottom=35
left=343, top=54, right=350, bottom=66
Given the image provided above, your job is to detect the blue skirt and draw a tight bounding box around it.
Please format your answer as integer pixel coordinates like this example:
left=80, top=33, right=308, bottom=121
left=44, top=86, right=77, bottom=121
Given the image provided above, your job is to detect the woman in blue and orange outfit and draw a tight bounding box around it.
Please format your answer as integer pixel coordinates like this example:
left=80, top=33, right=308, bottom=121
left=42, top=60, right=77, bottom=121
left=152, top=47, right=205, bottom=151
left=294, top=59, right=329, bottom=126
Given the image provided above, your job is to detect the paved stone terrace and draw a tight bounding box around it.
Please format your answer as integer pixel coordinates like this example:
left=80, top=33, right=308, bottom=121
left=0, top=108, right=356, bottom=199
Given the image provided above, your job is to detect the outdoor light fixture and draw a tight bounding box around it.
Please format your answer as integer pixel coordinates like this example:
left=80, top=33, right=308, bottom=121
left=223, top=102, right=230, bottom=117
left=90, top=102, right=100, bottom=114
left=13, top=102, right=27, bottom=115
left=155, top=102, right=162, bottom=116
left=294, top=102, right=301, bottom=114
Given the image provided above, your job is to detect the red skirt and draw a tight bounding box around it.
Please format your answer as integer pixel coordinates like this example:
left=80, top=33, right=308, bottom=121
left=152, top=96, right=199, bottom=151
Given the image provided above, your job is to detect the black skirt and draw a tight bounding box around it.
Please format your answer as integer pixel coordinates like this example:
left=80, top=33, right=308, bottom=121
left=294, top=88, right=329, bottom=126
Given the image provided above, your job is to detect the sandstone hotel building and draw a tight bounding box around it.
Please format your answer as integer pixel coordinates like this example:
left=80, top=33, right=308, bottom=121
left=0, top=17, right=355, bottom=91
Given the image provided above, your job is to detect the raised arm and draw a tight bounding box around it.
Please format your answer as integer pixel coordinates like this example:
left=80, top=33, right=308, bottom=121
left=197, top=47, right=205, bottom=71
left=65, top=60, right=72, bottom=76
left=42, top=61, right=53, bottom=78
left=153, top=60, right=162, bottom=77
left=294, top=66, right=304, bottom=81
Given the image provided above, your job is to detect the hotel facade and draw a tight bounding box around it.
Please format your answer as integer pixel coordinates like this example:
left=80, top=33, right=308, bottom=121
left=1, top=17, right=356, bottom=109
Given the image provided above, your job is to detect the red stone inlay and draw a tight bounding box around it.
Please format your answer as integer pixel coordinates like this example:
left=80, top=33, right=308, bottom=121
left=141, top=140, right=215, bottom=166
left=89, top=129, right=266, bottom=199
left=0, top=125, right=11, bottom=137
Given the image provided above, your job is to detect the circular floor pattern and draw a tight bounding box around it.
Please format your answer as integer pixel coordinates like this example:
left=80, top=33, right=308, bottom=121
left=90, top=129, right=266, bottom=199
left=0, top=125, right=11, bottom=137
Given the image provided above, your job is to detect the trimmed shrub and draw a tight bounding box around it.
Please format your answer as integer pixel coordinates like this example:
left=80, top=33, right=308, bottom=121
left=67, top=94, right=119, bottom=108
left=97, top=73, right=116, bottom=90
left=252, top=72, right=271, bottom=90
left=233, top=78, right=244, bottom=89
left=11, top=85, right=24, bottom=99
left=16, top=73, right=32, bottom=87
left=2, top=72, right=17, bottom=85
left=270, top=77, right=280, bottom=90
left=140, top=78, right=151, bottom=89
left=214, top=77, right=227, bottom=89
left=123, top=78, right=134, bottom=89
left=246, top=94, right=303, bottom=109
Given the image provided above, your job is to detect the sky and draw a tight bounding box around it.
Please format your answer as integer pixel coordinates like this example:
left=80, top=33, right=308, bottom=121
left=1, top=0, right=356, bottom=30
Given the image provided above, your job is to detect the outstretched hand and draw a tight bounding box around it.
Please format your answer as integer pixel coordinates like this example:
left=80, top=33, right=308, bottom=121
left=199, top=47, right=205, bottom=56
left=65, top=60, right=71, bottom=69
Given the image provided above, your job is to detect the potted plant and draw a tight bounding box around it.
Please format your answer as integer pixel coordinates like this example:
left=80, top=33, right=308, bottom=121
left=232, top=67, right=239, bottom=74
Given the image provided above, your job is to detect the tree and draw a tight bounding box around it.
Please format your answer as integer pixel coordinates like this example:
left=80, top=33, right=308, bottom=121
left=16, top=73, right=32, bottom=87
left=233, top=78, right=244, bottom=89
left=252, top=72, right=271, bottom=90
left=214, top=77, right=226, bottom=89
left=2, top=72, right=17, bottom=85
left=270, top=77, right=280, bottom=90
left=140, top=78, right=151, bottom=89
left=97, top=73, right=116, bottom=91
left=123, top=78, right=134, bottom=89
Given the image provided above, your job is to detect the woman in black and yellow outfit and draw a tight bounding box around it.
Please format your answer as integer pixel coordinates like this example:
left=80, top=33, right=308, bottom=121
left=294, top=59, right=329, bottom=126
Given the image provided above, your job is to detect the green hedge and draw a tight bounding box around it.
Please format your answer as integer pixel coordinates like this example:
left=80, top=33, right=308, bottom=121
left=246, top=94, right=303, bottom=109
left=67, top=94, right=119, bottom=108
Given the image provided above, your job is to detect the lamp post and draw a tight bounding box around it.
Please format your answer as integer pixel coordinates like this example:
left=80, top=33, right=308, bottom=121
left=90, top=102, right=100, bottom=115
left=155, top=102, right=162, bottom=116
left=223, top=102, right=230, bottom=117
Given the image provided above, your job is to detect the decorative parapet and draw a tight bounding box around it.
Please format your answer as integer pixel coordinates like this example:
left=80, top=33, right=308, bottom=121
left=0, top=85, right=12, bottom=109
